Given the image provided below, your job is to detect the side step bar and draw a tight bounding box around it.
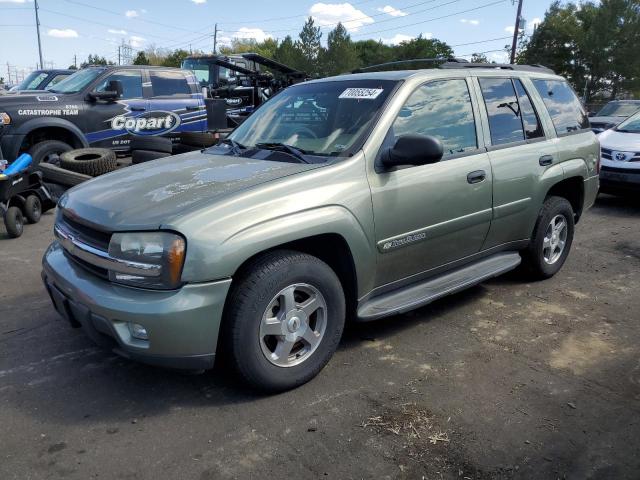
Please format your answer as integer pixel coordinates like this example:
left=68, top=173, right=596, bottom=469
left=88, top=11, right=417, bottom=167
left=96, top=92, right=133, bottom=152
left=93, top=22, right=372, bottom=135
left=357, top=252, right=521, bottom=322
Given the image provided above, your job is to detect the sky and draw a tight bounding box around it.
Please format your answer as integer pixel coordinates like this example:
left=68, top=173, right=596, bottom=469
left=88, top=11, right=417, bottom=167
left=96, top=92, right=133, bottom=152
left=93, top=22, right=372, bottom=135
left=0, top=0, right=554, bottom=81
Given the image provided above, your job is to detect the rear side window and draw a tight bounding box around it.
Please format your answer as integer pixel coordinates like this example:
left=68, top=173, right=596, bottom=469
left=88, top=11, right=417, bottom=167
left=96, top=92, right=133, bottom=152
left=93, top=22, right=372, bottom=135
left=392, top=79, right=477, bottom=156
left=150, top=70, right=191, bottom=97
left=513, top=79, right=543, bottom=139
left=479, top=78, right=524, bottom=145
left=532, top=79, right=589, bottom=135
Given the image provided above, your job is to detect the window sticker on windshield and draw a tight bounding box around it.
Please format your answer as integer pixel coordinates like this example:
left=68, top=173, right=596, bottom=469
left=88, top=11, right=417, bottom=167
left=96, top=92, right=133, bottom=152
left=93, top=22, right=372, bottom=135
left=339, top=88, right=384, bottom=100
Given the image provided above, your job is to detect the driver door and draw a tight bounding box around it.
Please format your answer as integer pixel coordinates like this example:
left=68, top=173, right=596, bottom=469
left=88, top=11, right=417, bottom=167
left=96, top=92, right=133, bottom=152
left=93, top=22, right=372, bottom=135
left=368, top=78, right=493, bottom=287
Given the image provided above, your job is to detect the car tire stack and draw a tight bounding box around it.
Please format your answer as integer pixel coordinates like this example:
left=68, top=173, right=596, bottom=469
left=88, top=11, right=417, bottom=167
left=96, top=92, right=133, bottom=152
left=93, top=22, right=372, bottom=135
left=131, top=137, right=173, bottom=164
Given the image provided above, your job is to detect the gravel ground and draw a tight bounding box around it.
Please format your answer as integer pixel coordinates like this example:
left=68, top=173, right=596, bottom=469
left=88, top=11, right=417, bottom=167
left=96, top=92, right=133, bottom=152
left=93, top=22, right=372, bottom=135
left=1, top=193, right=639, bottom=479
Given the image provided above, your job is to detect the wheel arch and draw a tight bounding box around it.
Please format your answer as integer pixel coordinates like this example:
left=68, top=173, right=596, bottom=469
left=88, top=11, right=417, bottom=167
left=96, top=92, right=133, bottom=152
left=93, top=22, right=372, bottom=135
left=15, top=117, right=88, bottom=154
left=545, top=176, right=585, bottom=223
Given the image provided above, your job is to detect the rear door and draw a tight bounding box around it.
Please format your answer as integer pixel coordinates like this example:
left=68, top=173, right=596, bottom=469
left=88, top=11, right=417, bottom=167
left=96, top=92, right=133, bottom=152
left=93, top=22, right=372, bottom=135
left=83, top=69, right=147, bottom=151
left=148, top=69, right=207, bottom=143
left=368, top=77, right=494, bottom=287
left=474, top=76, right=558, bottom=249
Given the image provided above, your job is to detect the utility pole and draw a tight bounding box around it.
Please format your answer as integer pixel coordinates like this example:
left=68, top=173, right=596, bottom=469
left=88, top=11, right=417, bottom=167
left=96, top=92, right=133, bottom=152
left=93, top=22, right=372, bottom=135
left=34, top=0, right=44, bottom=69
left=118, top=46, right=121, bottom=66
left=74, top=54, right=77, bottom=69
left=509, top=0, right=523, bottom=64
left=213, top=23, right=218, bottom=54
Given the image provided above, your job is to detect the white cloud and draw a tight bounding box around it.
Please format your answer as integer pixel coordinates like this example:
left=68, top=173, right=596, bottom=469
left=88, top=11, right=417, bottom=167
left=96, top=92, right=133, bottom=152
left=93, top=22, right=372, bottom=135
left=377, top=5, right=407, bottom=17
left=108, top=29, right=127, bottom=35
left=125, top=10, right=138, bottom=18
left=527, top=17, right=541, bottom=32
left=504, top=25, right=515, bottom=34
left=129, top=35, right=145, bottom=48
left=381, top=32, right=432, bottom=45
left=230, top=27, right=273, bottom=43
left=47, top=28, right=78, bottom=38
left=0, top=0, right=29, bottom=3
left=488, top=51, right=509, bottom=63
left=191, top=0, right=206, bottom=3
left=460, top=18, right=480, bottom=25
left=309, top=3, right=374, bottom=32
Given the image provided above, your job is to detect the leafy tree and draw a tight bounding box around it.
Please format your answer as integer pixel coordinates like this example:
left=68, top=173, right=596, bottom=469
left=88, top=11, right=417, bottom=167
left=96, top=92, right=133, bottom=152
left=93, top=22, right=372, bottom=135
left=67, top=65, right=78, bottom=70
left=520, top=0, right=640, bottom=101
left=162, top=49, right=190, bottom=68
left=298, top=17, right=323, bottom=76
left=470, top=53, right=489, bottom=63
left=133, top=51, right=150, bottom=65
left=353, top=39, right=393, bottom=68
left=394, top=36, right=453, bottom=62
left=274, top=35, right=306, bottom=72
left=322, top=23, right=359, bottom=75
left=80, top=54, right=112, bottom=68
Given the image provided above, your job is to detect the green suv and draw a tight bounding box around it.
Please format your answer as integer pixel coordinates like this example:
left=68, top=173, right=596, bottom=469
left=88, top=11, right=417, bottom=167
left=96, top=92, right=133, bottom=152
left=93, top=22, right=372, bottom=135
left=42, top=63, right=599, bottom=391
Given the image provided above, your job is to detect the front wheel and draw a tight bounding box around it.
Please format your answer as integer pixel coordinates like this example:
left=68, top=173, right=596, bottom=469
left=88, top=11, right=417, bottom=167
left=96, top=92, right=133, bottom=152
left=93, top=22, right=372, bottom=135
left=223, top=250, right=345, bottom=392
left=522, top=196, right=575, bottom=279
left=28, top=140, right=72, bottom=168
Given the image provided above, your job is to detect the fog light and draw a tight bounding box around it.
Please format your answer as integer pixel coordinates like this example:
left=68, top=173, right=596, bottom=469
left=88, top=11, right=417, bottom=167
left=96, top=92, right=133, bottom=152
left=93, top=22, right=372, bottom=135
left=128, top=322, right=148, bottom=340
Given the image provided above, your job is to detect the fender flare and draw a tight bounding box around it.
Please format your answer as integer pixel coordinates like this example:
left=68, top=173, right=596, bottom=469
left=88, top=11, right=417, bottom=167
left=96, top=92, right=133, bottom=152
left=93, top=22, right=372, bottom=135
left=11, top=117, right=88, bottom=157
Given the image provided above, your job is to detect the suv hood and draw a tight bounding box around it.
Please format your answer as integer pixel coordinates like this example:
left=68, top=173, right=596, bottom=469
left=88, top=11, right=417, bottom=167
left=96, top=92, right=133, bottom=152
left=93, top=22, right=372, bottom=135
left=60, top=151, right=319, bottom=231
left=598, top=129, right=640, bottom=151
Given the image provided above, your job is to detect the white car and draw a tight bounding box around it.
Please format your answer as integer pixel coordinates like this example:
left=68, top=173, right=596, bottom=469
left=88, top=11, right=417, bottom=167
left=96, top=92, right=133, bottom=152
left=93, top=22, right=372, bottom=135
left=598, top=111, right=640, bottom=194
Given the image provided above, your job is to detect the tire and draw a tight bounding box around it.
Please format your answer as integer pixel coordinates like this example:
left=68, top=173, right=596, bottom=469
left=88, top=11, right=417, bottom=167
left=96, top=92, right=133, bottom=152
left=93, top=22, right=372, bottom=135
left=60, top=148, right=117, bottom=176
left=522, top=196, right=575, bottom=280
left=130, top=136, right=173, bottom=154
left=28, top=140, right=73, bottom=168
left=179, top=131, right=217, bottom=148
left=39, top=162, right=91, bottom=187
left=132, top=149, right=171, bottom=165
left=223, top=250, right=346, bottom=392
left=43, top=182, right=68, bottom=202
left=4, top=206, right=24, bottom=238
left=24, top=195, right=42, bottom=224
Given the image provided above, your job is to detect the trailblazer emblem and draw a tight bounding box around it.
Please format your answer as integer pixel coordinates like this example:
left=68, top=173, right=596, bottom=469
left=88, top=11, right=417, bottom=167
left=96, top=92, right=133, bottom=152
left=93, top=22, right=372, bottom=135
left=111, top=111, right=181, bottom=136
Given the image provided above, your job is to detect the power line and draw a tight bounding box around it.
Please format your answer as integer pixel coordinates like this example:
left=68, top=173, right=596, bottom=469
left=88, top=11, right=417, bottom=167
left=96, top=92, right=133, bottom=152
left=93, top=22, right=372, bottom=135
left=352, top=0, right=507, bottom=37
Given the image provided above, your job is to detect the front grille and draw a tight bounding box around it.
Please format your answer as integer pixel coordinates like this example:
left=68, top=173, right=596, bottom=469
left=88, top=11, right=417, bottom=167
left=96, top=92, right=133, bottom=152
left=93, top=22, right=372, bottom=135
left=601, top=147, right=640, bottom=162
left=59, top=211, right=112, bottom=251
left=62, top=249, right=109, bottom=280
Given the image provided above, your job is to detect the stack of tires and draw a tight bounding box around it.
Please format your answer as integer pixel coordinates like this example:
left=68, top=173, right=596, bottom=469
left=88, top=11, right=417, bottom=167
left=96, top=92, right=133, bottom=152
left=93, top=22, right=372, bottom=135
left=38, top=148, right=117, bottom=198
left=130, top=137, right=173, bottom=165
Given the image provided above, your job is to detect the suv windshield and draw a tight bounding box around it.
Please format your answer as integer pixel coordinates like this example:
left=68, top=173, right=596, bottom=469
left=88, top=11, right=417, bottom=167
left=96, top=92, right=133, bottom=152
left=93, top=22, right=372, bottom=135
left=15, top=71, right=47, bottom=91
left=615, top=111, right=640, bottom=133
left=49, top=68, right=105, bottom=94
left=597, top=102, right=640, bottom=117
left=226, top=79, right=398, bottom=158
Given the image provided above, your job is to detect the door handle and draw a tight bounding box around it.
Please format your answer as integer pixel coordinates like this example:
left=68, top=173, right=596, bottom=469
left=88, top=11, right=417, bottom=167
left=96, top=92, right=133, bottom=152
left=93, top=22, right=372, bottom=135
left=467, top=170, right=486, bottom=184
left=539, top=155, right=553, bottom=166
left=130, top=106, right=146, bottom=111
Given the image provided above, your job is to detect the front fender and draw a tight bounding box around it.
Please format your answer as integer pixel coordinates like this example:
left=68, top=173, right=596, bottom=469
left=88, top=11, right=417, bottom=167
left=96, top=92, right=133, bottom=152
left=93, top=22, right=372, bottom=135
left=14, top=117, right=88, bottom=148
left=183, top=205, right=376, bottom=296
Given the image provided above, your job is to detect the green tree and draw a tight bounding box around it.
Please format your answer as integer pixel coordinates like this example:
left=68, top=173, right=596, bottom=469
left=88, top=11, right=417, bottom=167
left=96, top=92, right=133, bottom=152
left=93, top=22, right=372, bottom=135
left=520, top=0, right=640, bottom=101
left=162, top=49, right=190, bottom=68
left=394, top=36, right=453, bottom=62
left=353, top=39, right=393, bottom=68
left=322, top=23, right=359, bottom=75
left=273, top=35, right=306, bottom=72
left=298, top=17, right=323, bottom=76
left=133, top=51, right=150, bottom=65
left=470, top=53, right=489, bottom=63
left=80, top=54, right=112, bottom=68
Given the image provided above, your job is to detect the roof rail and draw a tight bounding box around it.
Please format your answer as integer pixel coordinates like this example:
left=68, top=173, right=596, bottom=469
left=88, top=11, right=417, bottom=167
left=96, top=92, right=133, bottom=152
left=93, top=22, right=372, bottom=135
left=352, top=57, right=468, bottom=73
left=439, top=62, right=555, bottom=74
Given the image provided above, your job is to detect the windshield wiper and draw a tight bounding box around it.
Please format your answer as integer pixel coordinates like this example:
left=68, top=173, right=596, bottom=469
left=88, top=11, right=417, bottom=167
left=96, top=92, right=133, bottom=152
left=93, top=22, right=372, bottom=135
left=254, top=142, right=310, bottom=163
left=217, top=138, right=247, bottom=154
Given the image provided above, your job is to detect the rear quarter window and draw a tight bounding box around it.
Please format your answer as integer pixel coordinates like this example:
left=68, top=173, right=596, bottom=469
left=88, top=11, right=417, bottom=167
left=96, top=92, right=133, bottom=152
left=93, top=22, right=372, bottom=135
left=532, top=79, right=589, bottom=135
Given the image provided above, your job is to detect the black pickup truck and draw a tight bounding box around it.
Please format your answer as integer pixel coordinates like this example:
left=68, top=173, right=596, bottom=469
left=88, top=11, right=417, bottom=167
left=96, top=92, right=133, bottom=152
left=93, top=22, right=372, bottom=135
left=0, top=65, right=207, bottom=165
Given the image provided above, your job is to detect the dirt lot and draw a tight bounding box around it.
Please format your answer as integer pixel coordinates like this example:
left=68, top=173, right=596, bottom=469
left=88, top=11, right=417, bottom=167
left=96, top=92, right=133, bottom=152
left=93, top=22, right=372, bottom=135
left=1, top=194, right=639, bottom=479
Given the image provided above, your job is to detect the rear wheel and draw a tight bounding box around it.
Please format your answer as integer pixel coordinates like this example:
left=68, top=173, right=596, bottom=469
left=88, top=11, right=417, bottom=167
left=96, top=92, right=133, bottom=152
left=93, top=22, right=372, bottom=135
left=223, top=250, right=345, bottom=392
left=28, top=140, right=72, bottom=168
left=522, top=196, right=574, bottom=279
left=24, top=195, right=42, bottom=224
left=4, top=206, right=24, bottom=238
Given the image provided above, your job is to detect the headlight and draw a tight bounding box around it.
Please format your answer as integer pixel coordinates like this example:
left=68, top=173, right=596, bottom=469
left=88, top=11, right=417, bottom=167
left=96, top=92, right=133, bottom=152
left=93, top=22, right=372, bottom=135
left=0, top=112, right=10, bottom=125
left=108, top=231, right=186, bottom=289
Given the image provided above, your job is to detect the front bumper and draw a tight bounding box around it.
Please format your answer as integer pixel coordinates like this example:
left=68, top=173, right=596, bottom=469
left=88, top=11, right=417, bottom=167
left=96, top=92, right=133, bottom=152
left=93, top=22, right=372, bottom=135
left=42, top=241, right=232, bottom=370
left=599, top=165, right=640, bottom=192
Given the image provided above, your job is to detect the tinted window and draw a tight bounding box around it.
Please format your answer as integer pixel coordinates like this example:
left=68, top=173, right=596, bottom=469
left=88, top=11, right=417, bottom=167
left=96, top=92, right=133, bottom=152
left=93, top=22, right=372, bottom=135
left=96, top=70, right=142, bottom=99
left=533, top=79, right=589, bottom=134
left=513, top=79, right=543, bottom=139
left=479, top=78, right=524, bottom=145
left=48, top=74, right=70, bottom=87
left=150, top=70, right=191, bottom=96
left=392, top=79, right=477, bottom=156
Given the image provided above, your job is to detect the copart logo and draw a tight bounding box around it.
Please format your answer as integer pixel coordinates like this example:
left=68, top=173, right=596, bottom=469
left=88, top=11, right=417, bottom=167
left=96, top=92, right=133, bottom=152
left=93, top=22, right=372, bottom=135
left=111, top=111, right=181, bottom=136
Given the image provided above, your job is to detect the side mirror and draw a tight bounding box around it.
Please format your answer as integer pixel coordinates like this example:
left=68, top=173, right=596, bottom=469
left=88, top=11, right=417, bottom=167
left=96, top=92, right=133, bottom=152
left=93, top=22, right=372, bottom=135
left=381, top=134, right=444, bottom=169
left=88, top=79, right=123, bottom=102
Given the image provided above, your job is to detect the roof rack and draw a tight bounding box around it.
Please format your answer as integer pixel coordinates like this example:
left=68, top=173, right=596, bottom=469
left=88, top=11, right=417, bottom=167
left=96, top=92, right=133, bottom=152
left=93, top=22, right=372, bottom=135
left=439, top=62, right=555, bottom=74
left=352, top=57, right=467, bottom=73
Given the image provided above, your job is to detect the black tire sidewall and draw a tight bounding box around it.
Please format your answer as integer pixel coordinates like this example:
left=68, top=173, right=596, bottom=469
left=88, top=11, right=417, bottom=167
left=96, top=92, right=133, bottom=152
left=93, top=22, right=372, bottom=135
left=5, top=207, right=24, bottom=238
left=24, top=195, right=42, bottom=223
left=59, top=148, right=117, bottom=176
left=130, top=136, right=173, bottom=154
left=227, top=251, right=345, bottom=391
left=527, top=197, right=575, bottom=278
left=28, top=140, right=72, bottom=168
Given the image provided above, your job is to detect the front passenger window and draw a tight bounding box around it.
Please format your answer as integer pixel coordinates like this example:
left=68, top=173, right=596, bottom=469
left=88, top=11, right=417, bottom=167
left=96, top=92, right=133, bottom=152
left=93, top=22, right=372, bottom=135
left=96, top=70, right=142, bottom=99
left=391, top=79, right=478, bottom=156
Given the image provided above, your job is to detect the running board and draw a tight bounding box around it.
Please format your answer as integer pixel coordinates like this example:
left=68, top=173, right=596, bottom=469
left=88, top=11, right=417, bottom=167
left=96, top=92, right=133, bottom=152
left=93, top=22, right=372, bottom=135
left=357, top=252, right=521, bottom=322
